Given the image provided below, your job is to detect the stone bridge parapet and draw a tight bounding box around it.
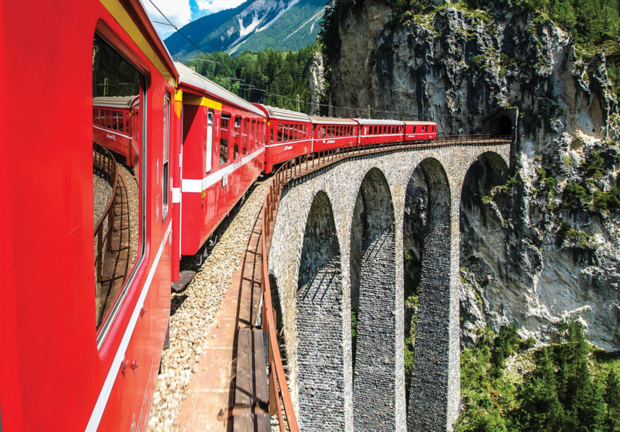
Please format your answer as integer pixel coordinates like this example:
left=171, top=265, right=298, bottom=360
left=268, top=143, right=510, bottom=432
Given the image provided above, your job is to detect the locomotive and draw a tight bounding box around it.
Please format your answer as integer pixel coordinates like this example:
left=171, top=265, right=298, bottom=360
left=0, top=0, right=437, bottom=430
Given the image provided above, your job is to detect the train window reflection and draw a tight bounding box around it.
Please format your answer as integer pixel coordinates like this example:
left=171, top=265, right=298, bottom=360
left=92, top=34, right=145, bottom=339
left=221, top=115, right=230, bottom=165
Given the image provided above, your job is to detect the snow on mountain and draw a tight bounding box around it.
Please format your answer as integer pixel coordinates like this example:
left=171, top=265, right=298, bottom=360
left=164, top=0, right=326, bottom=57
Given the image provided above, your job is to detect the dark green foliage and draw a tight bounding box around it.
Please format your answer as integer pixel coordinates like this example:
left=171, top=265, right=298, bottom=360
left=563, top=182, right=592, bottom=207
left=513, top=351, right=565, bottom=431
left=92, top=35, right=140, bottom=97
left=403, top=249, right=421, bottom=405
left=185, top=43, right=324, bottom=113
left=593, top=188, right=620, bottom=211
left=604, top=369, right=620, bottom=431
left=456, top=319, right=617, bottom=432
left=582, top=151, right=606, bottom=179
left=554, top=319, right=606, bottom=431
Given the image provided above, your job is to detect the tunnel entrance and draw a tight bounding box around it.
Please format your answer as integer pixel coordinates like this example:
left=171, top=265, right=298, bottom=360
left=490, top=115, right=512, bottom=137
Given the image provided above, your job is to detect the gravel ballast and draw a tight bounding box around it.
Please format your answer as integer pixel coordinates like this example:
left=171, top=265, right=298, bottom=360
left=148, top=179, right=268, bottom=431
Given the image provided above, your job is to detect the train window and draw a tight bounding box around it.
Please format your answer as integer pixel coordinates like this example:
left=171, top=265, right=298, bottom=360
left=234, top=117, right=240, bottom=160
left=92, top=34, right=145, bottom=343
left=270, top=126, right=274, bottom=143
left=206, top=110, right=213, bottom=172
left=220, top=115, right=230, bottom=166
left=413, top=126, right=416, bottom=133
left=243, top=119, right=248, bottom=155
left=162, top=94, right=170, bottom=221
left=278, top=124, right=283, bottom=142
left=251, top=120, right=255, bottom=150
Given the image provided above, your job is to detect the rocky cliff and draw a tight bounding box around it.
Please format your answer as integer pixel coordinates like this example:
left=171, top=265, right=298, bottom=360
left=326, top=0, right=620, bottom=350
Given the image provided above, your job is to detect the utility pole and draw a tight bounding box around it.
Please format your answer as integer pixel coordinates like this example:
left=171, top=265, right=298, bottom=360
left=296, top=94, right=300, bottom=112
left=103, top=77, right=108, bottom=97
left=368, top=105, right=371, bottom=119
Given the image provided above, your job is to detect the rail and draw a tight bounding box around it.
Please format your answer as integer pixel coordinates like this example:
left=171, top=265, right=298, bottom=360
left=94, top=142, right=118, bottom=284
left=259, top=134, right=511, bottom=431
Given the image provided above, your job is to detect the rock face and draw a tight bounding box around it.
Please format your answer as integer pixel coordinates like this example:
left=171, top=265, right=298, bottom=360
left=327, top=0, right=620, bottom=350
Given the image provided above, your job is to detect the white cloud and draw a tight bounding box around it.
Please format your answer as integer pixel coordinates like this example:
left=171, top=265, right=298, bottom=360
left=144, top=0, right=193, bottom=38
left=195, top=0, right=247, bottom=13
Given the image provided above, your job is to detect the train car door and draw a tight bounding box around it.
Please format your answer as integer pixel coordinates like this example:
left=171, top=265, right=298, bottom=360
left=206, top=110, right=213, bottom=173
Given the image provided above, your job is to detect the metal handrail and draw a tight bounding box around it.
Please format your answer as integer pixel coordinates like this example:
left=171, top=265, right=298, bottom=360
left=259, top=134, right=512, bottom=431
left=94, top=143, right=118, bottom=284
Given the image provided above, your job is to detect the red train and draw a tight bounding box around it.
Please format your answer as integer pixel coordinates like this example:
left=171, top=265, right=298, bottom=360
left=0, top=0, right=437, bottom=430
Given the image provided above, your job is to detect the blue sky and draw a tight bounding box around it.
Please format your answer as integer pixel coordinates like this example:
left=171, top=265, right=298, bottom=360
left=144, top=0, right=247, bottom=39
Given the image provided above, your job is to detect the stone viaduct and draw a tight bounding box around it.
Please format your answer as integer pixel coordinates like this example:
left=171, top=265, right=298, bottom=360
left=267, top=142, right=511, bottom=432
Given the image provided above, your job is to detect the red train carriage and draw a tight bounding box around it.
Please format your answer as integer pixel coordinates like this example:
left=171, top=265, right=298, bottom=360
left=0, top=0, right=179, bottom=430
left=311, top=116, right=359, bottom=151
left=356, top=119, right=405, bottom=145
left=254, top=104, right=312, bottom=174
left=404, top=121, right=437, bottom=141
left=176, top=62, right=266, bottom=261
left=93, top=96, right=140, bottom=167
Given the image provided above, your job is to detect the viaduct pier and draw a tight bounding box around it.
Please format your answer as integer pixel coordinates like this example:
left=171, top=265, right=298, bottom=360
left=266, top=137, right=512, bottom=431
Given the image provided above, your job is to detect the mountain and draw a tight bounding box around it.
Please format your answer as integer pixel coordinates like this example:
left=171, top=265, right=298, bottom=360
left=165, top=0, right=327, bottom=57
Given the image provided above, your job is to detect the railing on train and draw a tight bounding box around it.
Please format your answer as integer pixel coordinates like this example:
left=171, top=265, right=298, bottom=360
left=94, top=142, right=118, bottom=284
left=93, top=108, right=130, bottom=134
left=259, top=134, right=512, bottom=431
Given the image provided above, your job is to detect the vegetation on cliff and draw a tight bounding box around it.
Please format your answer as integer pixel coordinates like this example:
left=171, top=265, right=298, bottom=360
left=456, top=320, right=620, bottom=432
left=321, top=0, right=620, bottom=99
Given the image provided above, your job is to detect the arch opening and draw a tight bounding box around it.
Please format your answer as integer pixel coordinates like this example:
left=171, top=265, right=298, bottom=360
left=296, top=191, right=344, bottom=431
left=406, top=158, right=453, bottom=430
left=459, top=152, right=510, bottom=346
left=349, top=168, right=397, bottom=431
left=402, top=165, right=428, bottom=409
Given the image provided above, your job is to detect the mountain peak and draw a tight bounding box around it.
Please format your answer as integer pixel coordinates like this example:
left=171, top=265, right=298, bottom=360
left=165, top=0, right=326, bottom=57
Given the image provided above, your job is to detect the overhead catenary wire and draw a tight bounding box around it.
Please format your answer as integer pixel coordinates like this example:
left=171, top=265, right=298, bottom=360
left=148, top=0, right=425, bottom=120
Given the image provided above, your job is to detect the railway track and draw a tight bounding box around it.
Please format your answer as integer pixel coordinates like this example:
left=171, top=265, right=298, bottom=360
left=147, top=135, right=511, bottom=432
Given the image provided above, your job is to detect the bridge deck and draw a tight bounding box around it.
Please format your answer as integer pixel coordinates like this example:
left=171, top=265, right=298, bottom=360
left=176, top=211, right=269, bottom=432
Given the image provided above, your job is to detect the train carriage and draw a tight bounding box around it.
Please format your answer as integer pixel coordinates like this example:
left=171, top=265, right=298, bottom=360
left=356, top=119, right=406, bottom=145
left=404, top=120, right=437, bottom=141
left=311, top=116, right=359, bottom=151
left=93, top=96, right=140, bottom=167
left=176, top=62, right=266, bottom=261
left=0, top=0, right=179, bottom=430
left=254, top=104, right=312, bottom=174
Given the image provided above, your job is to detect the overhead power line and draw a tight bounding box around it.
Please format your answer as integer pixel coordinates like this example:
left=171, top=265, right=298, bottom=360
left=147, top=0, right=421, bottom=120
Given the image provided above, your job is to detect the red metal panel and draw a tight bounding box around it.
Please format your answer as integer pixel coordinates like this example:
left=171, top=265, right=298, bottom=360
left=1, top=0, right=172, bottom=430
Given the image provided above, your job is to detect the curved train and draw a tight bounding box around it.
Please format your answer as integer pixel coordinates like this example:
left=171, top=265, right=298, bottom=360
left=0, top=0, right=436, bottom=430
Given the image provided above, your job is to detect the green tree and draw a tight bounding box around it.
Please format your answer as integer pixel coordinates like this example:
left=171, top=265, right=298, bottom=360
left=512, top=350, right=564, bottom=432
left=605, top=368, right=620, bottom=431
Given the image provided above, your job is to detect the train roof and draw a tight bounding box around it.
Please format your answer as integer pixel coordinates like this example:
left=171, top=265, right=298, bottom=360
left=175, top=62, right=265, bottom=117
left=355, top=119, right=406, bottom=126
left=93, top=96, right=139, bottom=108
left=254, top=104, right=311, bottom=122
left=403, top=121, right=436, bottom=125
left=310, top=116, right=358, bottom=125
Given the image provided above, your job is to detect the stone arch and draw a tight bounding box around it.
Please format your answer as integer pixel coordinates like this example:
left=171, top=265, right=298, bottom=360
left=296, top=191, right=344, bottom=431
left=460, top=152, right=510, bottom=344
left=349, top=168, right=397, bottom=431
left=406, top=157, right=454, bottom=431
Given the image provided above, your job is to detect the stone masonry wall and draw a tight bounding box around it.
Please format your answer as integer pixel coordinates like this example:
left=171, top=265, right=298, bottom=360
left=268, top=143, right=511, bottom=431
left=297, top=192, right=345, bottom=431
left=351, top=169, right=397, bottom=431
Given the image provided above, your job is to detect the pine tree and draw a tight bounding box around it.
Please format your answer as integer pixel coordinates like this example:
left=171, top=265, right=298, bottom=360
left=513, top=350, right=564, bottom=432
left=605, top=368, right=620, bottom=432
